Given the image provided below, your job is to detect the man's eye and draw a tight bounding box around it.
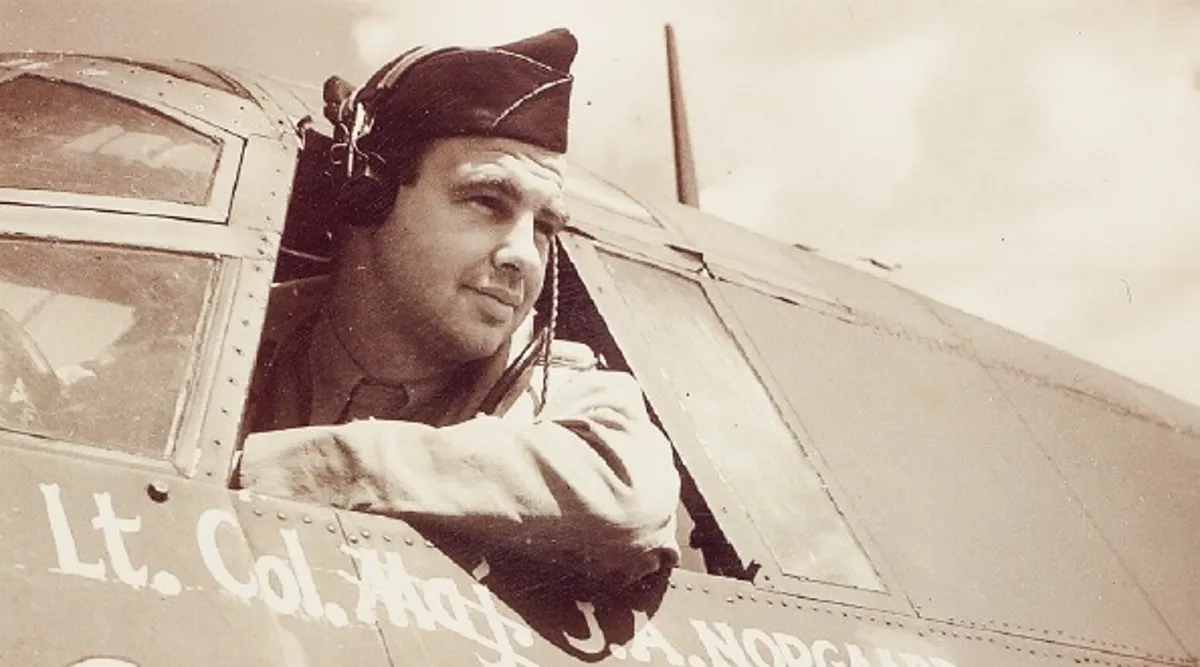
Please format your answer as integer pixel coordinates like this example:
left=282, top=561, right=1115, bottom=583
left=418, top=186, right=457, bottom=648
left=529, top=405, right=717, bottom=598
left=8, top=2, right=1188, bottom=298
left=469, top=195, right=507, bottom=216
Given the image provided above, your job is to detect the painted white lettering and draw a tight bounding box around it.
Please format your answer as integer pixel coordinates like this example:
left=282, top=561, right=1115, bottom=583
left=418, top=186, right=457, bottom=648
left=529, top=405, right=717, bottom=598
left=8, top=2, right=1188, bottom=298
left=325, top=602, right=350, bottom=628
left=899, top=655, right=931, bottom=667
left=812, top=640, right=846, bottom=667
left=39, top=483, right=106, bottom=581
left=255, top=554, right=302, bottom=615
left=771, top=633, right=813, bottom=667
left=91, top=493, right=148, bottom=588
left=690, top=621, right=751, bottom=667
left=467, top=581, right=537, bottom=667
left=628, top=611, right=684, bottom=666
left=471, top=557, right=491, bottom=582
left=280, top=528, right=324, bottom=619
left=197, top=508, right=257, bottom=600
left=742, top=628, right=783, bottom=667
left=151, top=570, right=183, bottom=597
left=337, top=547, right=535, bottom=666
left=875, top=649, right=903, bottom=667
left=843, top=644, right=874, bottom=667
left=341, top=546, right=435, bottom=629
left=424, top=577, right=477, bottom=637
left=562, top=601, right=605, bottom=654
left=929, top=659, right=957, bottom=667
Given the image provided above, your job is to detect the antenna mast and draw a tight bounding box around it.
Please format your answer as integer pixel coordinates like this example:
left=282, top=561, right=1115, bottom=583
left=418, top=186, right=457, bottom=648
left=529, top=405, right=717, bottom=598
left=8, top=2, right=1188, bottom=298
left=665, top=23, right=700, bottom=206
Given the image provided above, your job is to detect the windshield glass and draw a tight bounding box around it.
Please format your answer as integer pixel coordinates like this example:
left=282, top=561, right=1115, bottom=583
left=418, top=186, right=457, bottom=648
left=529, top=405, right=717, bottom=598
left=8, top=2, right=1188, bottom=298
left=0, top=75, right=221, bottom=205
left=0, top=238, right=214, bottom=456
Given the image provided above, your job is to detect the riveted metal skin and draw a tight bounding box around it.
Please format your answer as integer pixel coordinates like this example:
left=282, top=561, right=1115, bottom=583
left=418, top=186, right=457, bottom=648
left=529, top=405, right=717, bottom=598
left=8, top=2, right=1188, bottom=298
left=232, top=493, right=393, bottom=666
left=0, top=446, right=296, bottom=666
left=0, top=53, right=280, bottom=138
left=146, top=480, right=170, bottom=503
left=925, top=295, right=1196, bottom=437
left=187, top=254, right=277, bottom=481
left=787, top=230, right=964, bottom=348
left=993, top=373, right=1200, bottom=659
left=715, top=280, right=1188, bottom=661
left=290, top=506, right=1180, bottom=667
left=645, top=197, right=843, bottom=315
left=228, top=66, right=326, bottom=136
left=189, top=137, right=294, bottom=481
left=226, top=135, right=299, bottom=234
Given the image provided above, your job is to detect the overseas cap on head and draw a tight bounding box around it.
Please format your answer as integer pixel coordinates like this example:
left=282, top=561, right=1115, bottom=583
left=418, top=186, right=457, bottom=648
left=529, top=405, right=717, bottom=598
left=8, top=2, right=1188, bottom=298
left=324, top=27, right=578, bottom=175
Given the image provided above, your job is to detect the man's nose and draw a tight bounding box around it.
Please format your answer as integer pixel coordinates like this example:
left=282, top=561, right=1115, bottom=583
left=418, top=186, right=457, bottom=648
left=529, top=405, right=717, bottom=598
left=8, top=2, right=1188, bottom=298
left=493, top=211, right=542, bottom=277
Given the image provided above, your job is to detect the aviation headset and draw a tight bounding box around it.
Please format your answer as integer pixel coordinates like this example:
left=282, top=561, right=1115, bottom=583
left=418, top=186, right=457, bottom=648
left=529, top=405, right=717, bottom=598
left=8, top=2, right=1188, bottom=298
left=321, top=48, right=428, bottom=230
left=321, top=56, right=562, bottom=410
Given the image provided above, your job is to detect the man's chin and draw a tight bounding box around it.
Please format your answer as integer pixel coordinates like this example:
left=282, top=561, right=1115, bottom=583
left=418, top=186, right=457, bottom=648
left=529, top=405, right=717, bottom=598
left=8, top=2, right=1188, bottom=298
left=441, top=327, right=511, bottom=364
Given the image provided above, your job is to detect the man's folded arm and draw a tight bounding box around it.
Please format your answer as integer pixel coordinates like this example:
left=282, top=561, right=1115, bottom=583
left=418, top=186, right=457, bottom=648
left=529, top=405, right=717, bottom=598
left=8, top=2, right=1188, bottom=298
left=239, top=368, right=682, bottom=582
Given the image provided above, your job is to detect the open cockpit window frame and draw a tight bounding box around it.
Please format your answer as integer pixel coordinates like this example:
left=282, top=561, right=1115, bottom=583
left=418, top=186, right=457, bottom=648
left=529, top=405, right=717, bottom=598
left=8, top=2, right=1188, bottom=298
left=0, top=133, right=290, bottom=483
left=560, top=230, right=915, bottom=615
left=0, top=70, right=243, bottom=224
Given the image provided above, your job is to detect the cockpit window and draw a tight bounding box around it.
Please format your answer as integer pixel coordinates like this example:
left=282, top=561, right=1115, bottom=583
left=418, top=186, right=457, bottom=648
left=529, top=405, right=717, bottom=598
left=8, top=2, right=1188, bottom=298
left=598, top=250, right=885, bottom=591
left=0, top=75, right=221, bottom=205
left=0, top=238, right=214, bottom=457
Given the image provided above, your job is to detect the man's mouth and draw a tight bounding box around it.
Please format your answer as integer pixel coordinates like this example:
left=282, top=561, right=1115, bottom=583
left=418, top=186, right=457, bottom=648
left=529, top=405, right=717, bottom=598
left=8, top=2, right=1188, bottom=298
left=470, top=285, right=522, bottom=309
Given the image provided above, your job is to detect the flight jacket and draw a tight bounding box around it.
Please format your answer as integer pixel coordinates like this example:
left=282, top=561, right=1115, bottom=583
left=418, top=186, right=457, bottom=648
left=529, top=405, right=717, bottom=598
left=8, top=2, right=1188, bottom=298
left=238, top=277, right=682, bottom=585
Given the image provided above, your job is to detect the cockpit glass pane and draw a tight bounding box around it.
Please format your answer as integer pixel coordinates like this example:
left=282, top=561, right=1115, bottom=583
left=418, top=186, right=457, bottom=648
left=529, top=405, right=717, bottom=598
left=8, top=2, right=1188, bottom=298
left=0, top=238, right=214, bottom=457
left=0, top=75, right=221, bottom=205
left=599, top=250, right=885, bottom=591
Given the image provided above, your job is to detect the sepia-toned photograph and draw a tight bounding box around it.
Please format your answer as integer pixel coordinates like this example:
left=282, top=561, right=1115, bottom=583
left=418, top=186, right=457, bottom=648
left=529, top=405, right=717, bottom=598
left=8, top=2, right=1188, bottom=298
left=0, top=2, right=1197, bottom=666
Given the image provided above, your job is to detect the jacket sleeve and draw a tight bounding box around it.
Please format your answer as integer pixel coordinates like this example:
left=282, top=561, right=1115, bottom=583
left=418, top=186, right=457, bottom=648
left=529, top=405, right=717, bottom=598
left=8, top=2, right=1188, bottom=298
left=238, top=365, right=682, bottom=584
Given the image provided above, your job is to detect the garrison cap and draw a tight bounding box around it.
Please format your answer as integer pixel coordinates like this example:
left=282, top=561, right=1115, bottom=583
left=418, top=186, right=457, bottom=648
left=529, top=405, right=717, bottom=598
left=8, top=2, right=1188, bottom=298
left=324, top=27, right=578, bottom=171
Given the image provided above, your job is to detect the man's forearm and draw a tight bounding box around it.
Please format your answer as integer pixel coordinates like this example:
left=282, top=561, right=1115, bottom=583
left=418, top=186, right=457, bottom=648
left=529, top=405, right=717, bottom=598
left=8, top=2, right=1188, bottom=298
left=239, top=370, right=682, bottom=580
left=325, top=416, right=678, bottom=571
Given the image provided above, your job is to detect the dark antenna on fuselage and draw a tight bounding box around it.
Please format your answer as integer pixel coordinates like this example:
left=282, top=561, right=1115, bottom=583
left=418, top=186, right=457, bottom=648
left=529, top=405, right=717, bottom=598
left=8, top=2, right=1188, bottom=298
left=665, top=23, right=700, bottom=207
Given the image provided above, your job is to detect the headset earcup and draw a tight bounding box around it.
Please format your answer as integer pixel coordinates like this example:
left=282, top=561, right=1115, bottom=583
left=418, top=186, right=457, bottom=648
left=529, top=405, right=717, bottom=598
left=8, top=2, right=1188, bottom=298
left=336, top=174, right=396, bottom=228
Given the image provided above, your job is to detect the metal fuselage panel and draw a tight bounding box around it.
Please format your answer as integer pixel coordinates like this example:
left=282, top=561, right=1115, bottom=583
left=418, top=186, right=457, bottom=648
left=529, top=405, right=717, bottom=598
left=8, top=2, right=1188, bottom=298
left=0, top=446, right=1168, bottom=667
left=0, top=443, right=295, bottom=666
left=0, top=51, right=1195, bottom=667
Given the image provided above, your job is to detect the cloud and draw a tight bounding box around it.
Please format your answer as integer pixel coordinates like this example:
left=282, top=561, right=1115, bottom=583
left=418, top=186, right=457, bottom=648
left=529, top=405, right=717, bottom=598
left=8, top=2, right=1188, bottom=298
left=881, top=13, right=1200, bottom=403
left=680, top=1, right=1200, bottom=405
left=698, top=22, right=957, bottom=244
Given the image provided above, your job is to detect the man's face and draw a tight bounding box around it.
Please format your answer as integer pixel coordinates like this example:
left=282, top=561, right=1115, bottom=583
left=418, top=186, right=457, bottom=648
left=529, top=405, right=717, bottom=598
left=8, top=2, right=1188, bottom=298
left=355, top=136, right=568, bottom=365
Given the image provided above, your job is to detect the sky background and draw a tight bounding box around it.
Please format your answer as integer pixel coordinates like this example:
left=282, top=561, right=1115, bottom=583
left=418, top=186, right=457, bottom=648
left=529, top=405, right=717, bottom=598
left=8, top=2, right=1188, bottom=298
left=3, top=0, right=1198, bottom=406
